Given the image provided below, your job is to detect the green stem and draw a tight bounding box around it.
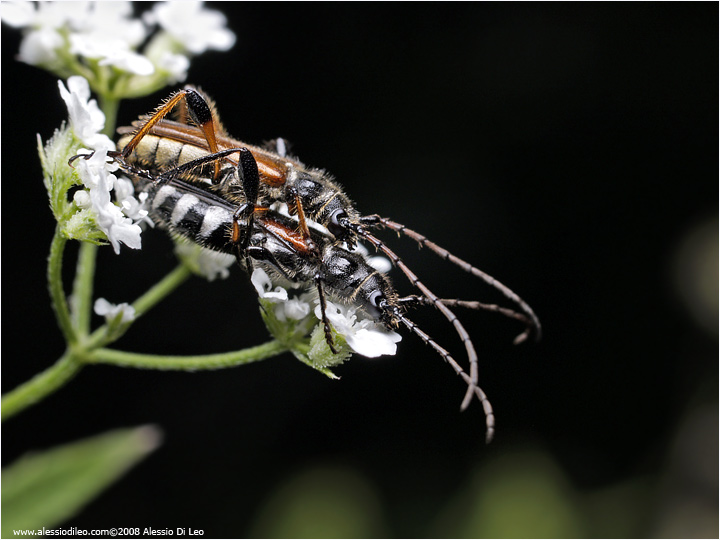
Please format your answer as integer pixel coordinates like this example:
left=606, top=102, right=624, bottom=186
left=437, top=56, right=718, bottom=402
left=88, top=340, right=288, bottom=370
left=99, top=95, right=120, bottom=138
left=48, top=230, right=76, bottom=345
left=3, top=265, right=193, bottom=420
left=86, top=264, right=192, bottom=349
left=70, top=242, right=98, bottom=337
left=1, top=352, right=82, bottom=422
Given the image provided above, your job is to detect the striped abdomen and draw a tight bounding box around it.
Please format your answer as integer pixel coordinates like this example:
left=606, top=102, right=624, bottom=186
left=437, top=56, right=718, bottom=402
left=118, top=133, right=211, bottom=176
left=146, top=182, right=234, bottom=253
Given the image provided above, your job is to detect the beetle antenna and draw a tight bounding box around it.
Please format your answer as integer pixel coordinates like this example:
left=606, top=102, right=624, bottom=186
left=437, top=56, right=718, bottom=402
left=360, top=216, right=541, bottom=342
left=397, top=296, right=535, bottom=345
left=361, top=231, right=482, bottom=412
left=387, top=304, right=495, bottom=443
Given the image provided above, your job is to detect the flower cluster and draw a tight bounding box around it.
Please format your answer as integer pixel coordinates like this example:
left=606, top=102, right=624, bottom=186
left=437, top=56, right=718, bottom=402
left=1, top=1, right=235, bottom=96
left=251, top=268, right=401, bottom=365
left=41, top=76, right=147, bottom=253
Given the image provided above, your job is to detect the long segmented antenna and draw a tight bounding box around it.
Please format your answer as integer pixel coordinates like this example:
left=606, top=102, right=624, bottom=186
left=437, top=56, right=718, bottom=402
left=398, top=296, right=535, bottom=345
left=361, top=215, right=542, bottom=342
left=392, top=308, right=495, bottom=443
left=360, top=231, right=482, bottom=415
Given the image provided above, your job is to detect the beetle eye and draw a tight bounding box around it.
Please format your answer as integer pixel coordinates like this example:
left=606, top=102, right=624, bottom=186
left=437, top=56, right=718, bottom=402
left=328, top=209, right=348, bottom=237
left=368, top=290, right=385, bottom=309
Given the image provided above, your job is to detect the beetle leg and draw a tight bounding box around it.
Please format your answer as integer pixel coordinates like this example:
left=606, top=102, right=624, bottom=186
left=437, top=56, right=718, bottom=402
left=119, top=88, right=223, bottom=181
left=286, top=186, right=318, bottom=254
left=315, top=275, right=338, bottom=354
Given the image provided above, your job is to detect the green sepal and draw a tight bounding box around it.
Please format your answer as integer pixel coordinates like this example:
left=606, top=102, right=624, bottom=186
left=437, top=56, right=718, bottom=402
left=258, top=298, right=351, bottom=379
left=37, top=128, right=108, bottom=245
left=307, top=324, right=351, bottom=370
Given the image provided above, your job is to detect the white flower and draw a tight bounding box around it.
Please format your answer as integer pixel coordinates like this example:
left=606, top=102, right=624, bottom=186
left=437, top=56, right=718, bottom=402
left=94, top=298, right=136, bottom=324
left=155, top=52, right=190, bottom=84
left=2, top=1, right=150, bottom=71
left=75, top=146, right=142, bottom=254
left=4, top=1, right=237, bottom=96
left=58, top=76, right=113, bottom=150
left=251, top=268, right=401, bottom=358
left=174, top=243, right=234, bottom=281
left=59, top=77, right=144, bottom=253
left=17, top=27, right=64, bottom=66
left=251, top=268, right=289, bottom=302
left=62, top=2, right=152, bottom=76
left=114, top=177, right=153, bottom=227
left=69, top=34, right=154, bottom=76
left=315, top=301, right=402, bottom=358
left=1, top=1, right=88, bottom=31
left=0, top=1, right=37, bottom=27
left=146, top=1, right=236, bottom=54
left=71, top=2, right=146, bottom=47
left=279, top=296, right=312, bottom=322
left=1, top=1, right=90, bottom=29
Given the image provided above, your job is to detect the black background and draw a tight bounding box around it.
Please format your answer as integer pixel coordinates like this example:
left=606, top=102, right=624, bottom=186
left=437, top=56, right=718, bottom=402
left=2, top=2, right=717, bottom=537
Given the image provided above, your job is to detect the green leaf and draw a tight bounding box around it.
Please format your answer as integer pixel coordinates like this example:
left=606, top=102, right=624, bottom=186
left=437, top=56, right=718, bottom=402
left=2, top=425, right=162, bottom=536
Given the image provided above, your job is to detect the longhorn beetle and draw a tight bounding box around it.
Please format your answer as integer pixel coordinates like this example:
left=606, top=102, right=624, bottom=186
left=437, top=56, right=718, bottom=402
left=84, top=143, right=536, bottom=442
left=72, top=86, right=541, bottom=441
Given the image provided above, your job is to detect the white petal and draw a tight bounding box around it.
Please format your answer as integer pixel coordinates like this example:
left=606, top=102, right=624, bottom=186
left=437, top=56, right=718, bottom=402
left=316, top=301, right=355, bottom=335
left=251, top=268, right=288, bottom=301
left=345, top=328, right=402, bottom=358
left=69, top=2, right=146, bottom=46
left=156, top=52, right=190, bottom=83
left=106, top=219, right=143, bottom=254
left=58, top=76, right=114, bottom=150
left=17, top=28, right=63, bottom=65
left=175, top=243, right=234, bottom=281
left=66, top=75, right=91, bottom=101
left=151, top=1, right=236, bottom=54
left=1, top=1, right=37, bottom=27
left=98, top=50, right=155, bottom=76
left=38, top=1, right=90, bottom=29
left=75, top=144, right=142, bottom=254
left=282, top=298, right=312, bottom=321
left=93, top=297, right=113, bottom=316
left=94, top=298, right=136, bottom=323
left=73, top=190, right=91, bottom=209
left=69, top=33, right=154, bottom=75
left=314, top=301, right=401, bottom=357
